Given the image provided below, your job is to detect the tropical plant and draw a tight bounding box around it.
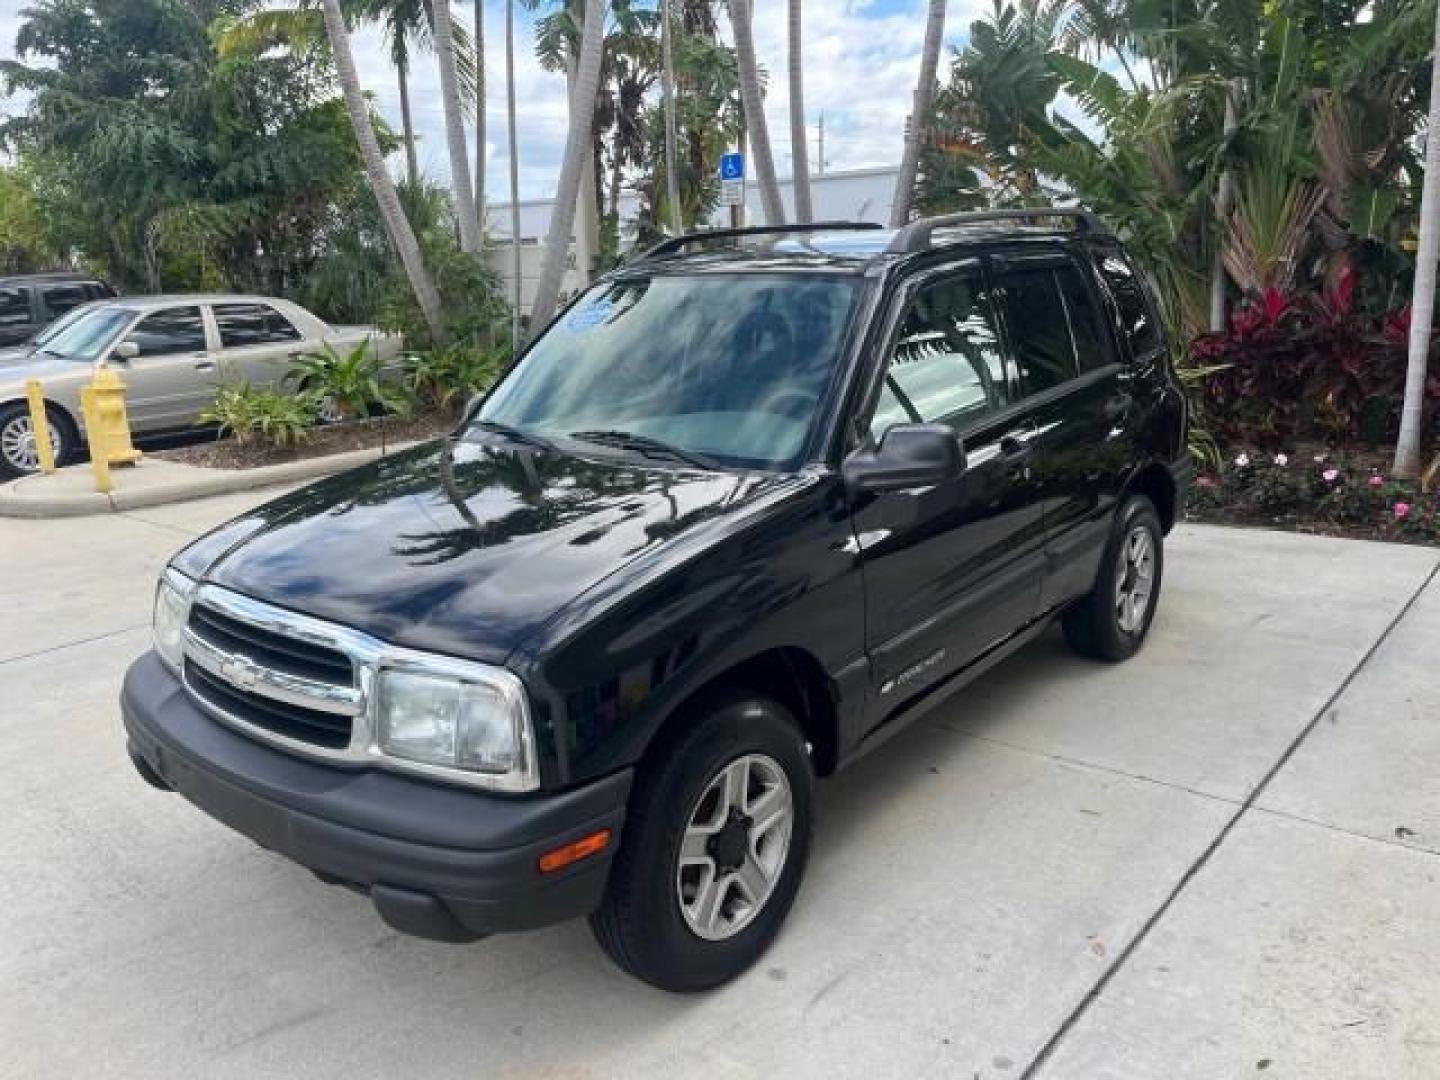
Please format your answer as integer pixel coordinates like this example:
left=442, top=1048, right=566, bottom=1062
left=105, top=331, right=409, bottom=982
left=433, top=0, right=481, bottom=252
left=202, top=382, right=320, bottom=447
left=787, top=0, right=812, bottom=224
left=402, top=343, right=508, bottom=409
left=505, top=0, right=524, bottom=349
left=727, top=0, right=784, bottom=225
left=529, top=0, right=608, bottom=329
left=890, top=0, right=948, bottom=225
left=320, top=0, right=448, bottom=344
left=289, top=340, right=410, bottom=420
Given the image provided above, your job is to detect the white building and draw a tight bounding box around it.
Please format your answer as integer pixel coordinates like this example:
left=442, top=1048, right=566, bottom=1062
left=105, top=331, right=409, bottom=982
left=484, top=165, right=901, bottom=307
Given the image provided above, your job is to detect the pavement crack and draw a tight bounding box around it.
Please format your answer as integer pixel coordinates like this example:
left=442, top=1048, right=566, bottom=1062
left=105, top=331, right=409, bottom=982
left=1244, top=803, right=1440, bottom=859
left=1018, top=557, right=1440, bottom=1080
left=0, top=623, right=149, bottom=666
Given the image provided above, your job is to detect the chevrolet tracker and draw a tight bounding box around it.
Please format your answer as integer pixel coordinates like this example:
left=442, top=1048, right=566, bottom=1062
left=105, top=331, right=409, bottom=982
left=122, top=211, right=1191, bottom=991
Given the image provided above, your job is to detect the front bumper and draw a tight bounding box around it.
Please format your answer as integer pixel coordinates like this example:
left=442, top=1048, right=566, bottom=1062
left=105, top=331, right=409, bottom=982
left=122, top=651, right=631, bottom=942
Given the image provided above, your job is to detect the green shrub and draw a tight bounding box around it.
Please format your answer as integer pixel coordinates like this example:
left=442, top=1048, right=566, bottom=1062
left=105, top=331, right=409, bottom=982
left=201, top=383, right=318, bottom=447
left=402, top=343, right=508, bottom=412
left=288, top=341, right=409, bottom=421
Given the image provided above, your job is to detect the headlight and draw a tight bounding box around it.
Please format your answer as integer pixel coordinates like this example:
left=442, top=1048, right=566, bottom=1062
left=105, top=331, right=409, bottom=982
left=152, top=570, right=195, bottom=673
left=373, top=663, right=537, bottom=790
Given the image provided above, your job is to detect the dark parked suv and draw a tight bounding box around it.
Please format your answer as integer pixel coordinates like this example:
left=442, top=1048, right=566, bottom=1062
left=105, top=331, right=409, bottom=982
left=122, top=211, right=1190, bottom=991
left=0, top=271, right=115, bottom=349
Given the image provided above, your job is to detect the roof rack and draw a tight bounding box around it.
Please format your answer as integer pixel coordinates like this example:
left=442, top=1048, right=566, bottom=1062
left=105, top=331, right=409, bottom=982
left=638, top=221, right=885, bottom=261
left=887, top=208, right=1111, bottom=253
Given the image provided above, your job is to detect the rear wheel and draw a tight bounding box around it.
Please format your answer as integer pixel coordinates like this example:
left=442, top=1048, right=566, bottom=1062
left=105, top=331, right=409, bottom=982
left=1063, top=493, right=1164, bottom=661
left=590, top=692, right=813, bottom=991
left=0, top=401, right=72, bottom=480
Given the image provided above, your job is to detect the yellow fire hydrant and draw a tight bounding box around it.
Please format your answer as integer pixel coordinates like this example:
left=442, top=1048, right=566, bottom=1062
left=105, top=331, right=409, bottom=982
left=80, top=364, right=142, bottom=493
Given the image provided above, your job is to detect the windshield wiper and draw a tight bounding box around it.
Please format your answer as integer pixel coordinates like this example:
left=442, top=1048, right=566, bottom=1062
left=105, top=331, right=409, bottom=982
left=469, top=418, right=559, bottom=453
left=567, top=429, right=718, bottom=470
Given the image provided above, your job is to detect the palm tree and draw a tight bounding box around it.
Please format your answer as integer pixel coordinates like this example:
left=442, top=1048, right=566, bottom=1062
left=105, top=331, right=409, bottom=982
left=891, top=0, right=946, bottom=226
left=474, top=0, right=486, bottom=223
left=788, top=0, right=812, bottom=223
left=433, top=0, right=480, bottom=252
left=321, top=0, right=447, bottom=342
left=1393, top=0, right=1440, bottom=477
left=660, top=0, right=683, bottom=233
left=728, top=0, right=784, bottom=225
left=506, top=0, right=524, bottom=349
left=529, top=0, right=607, bottom=329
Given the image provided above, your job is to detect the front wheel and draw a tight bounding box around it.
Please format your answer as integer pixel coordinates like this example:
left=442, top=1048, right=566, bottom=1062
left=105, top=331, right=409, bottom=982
left=0, top=401, right=71, bottom=480
left=590, top=692, right=813, bottom=992
left=1062, top=493, right=1164, bottom=661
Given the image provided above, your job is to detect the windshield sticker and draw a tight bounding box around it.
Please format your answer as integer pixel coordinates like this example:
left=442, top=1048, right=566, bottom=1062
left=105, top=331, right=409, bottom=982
left=564, top=298, right=614, bottom=333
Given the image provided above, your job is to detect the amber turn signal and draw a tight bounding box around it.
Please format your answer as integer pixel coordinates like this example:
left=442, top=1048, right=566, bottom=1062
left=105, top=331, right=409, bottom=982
left=538, top=828, right=612, bottom=874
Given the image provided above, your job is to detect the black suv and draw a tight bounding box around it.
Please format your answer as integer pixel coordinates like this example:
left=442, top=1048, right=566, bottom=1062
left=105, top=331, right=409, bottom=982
left=0, top=272, right=115, bottom=349
left=123, top=212, right=1190, bottom=991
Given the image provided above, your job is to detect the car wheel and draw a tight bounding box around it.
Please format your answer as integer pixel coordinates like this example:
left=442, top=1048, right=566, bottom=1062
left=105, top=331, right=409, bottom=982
left=1062, top=493, right=1164, bottom=661
left=590, top=692, right=813, bottom=992
left=0, top=401, right=71, bottom=480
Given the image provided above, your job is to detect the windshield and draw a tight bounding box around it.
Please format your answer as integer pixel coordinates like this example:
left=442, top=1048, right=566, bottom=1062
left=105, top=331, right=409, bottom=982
left=39, top=307, right=133, bottom=363
left=31, top=301, right=98, bottom=347
left=477, top=274, right=861, bottom=470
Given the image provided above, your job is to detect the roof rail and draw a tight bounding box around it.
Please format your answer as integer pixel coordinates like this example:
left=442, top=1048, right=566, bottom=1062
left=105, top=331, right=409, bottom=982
left=638, top=221, right=885, bottom=261
left=887, top=208, right=1111, bottom=253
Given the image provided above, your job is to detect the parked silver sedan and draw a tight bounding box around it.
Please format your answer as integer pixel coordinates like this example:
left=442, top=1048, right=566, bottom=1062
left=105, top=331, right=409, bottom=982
left=0, top=295, right=401, bottom=477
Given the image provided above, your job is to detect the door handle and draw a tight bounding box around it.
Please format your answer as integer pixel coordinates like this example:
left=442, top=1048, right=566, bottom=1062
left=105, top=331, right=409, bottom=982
left=194, top=358, right=217, bottom=371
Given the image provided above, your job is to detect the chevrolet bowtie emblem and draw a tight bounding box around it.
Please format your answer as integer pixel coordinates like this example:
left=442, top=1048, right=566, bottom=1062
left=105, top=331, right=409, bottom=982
left=220, top=654, right=261, bottom=692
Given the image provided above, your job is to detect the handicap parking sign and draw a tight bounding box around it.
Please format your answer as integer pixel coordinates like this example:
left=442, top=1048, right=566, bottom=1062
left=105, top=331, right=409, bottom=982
left=719, top=152, right=745, bottom=181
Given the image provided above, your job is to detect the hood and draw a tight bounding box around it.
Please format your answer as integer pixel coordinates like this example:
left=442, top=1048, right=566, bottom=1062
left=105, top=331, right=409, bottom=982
left=0, top=343, right=36, bottom=365
left=0, top=350, right=77, bottom=380
left=190, top=437, right=793, bottom=664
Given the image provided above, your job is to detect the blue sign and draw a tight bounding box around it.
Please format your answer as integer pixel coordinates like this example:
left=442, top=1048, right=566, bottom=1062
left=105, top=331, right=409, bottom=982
left=719, top=152, right=745, bottom=181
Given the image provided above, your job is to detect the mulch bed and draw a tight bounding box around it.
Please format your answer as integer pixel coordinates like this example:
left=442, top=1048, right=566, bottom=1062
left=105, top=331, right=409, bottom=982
left=152, top=411, right=455, bottom=470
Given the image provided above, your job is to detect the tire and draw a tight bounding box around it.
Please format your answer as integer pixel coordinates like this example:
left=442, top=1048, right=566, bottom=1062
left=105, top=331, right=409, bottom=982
left=590, top=692, right=814, bottom=992
left=0, top=401, right=72, bottom=480
left=1062, top=493, right=1164, bottom=662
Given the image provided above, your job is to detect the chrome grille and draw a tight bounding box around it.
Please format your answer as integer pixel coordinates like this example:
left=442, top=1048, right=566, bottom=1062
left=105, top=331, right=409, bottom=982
left=181, top=586, right=364, bottom=755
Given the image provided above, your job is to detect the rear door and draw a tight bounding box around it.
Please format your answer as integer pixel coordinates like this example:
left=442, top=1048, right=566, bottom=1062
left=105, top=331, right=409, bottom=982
left=991, top=251, right=1132, bottom=610
left=850, top=261, right=1046, bottom=725
left=211, top=302, right=307, bottom=389
left=115, top=306, right=214, bottom=431
left=0, top=284, right=33, bottom=346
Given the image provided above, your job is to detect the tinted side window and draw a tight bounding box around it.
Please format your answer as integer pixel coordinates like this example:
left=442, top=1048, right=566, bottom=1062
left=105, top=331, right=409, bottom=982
left=0, top=287, right=29, bottom=328
left=130, top=307, right=206, bottom=356
left=85, top=282, right=115, bottom=301
left=869, top=273, right=1007, bottom=442
left=1054, top=264, right=1111, bottom=373
left=1095, top=252, right=1160, bottom=356
left=214, top=303, right=303, bottom=347
left=41, top=283, right=89, bottom=318
left=998, top=267, right=1076, bottom=394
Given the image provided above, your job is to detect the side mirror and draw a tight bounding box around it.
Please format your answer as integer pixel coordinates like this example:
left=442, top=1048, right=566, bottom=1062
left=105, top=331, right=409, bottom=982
left=842, top=423, right=965, bottom=494
left=113, top=340, right=139, bottom=361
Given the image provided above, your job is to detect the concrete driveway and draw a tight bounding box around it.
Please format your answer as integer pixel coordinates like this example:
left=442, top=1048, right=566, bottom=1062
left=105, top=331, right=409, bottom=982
left=2, top=491, right=1438, bottom=1080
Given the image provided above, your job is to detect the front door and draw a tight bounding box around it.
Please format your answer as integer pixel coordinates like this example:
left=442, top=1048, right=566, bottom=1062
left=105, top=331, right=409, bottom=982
left=848, top=262, right=1046, bottom=730
left=114, top=305, right=214, bottom=431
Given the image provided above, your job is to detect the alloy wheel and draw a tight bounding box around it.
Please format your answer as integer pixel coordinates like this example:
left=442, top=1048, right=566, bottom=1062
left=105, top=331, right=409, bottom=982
left=676, top=753, right=794, bottom=942
left=1, top=414, right=60, bottom=473
left=1114, top=524, right=1156, bottom=634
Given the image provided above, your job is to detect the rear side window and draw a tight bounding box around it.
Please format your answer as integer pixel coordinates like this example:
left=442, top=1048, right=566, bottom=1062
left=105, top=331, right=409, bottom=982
left=213, top=303, right=303, bottom=347
left=85, top=282, right=115, bottom=301
left=997, top=267, right=1076, bottom=394
left=869, top=271, right=1007, bottom=442
left=1054, top=264, right=1111, bottom=373
left=0, top=287, right=28, bottom=329
left=129, top=307, right=207, bottom=356
left=1095, top=252, right=1161, bottom=356
left=41, top=283, right=89, bottom=318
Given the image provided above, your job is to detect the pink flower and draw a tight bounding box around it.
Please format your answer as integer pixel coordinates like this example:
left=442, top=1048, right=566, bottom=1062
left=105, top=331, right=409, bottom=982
left=1234, top=453, right=1251, bottom=468
left=1313, top=453, right=1327, bottom=463
left=1197, top=475, right=1217, bottom=489
left=1323, top=468, right=1340, bottom=483
left=1274, top=453, right=1289, bottom=467
left=1394, top=502, right=1411, bottom=520
left=1368, top=474, right=1384, bottom=487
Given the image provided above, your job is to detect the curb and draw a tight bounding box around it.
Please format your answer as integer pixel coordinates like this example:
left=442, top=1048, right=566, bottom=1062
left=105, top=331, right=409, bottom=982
left=0, top=443, right=408, bottom=519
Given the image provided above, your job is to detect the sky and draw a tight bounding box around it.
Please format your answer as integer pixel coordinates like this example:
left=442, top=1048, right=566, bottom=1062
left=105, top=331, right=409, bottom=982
left=0, top=0, right=994, bottom=202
